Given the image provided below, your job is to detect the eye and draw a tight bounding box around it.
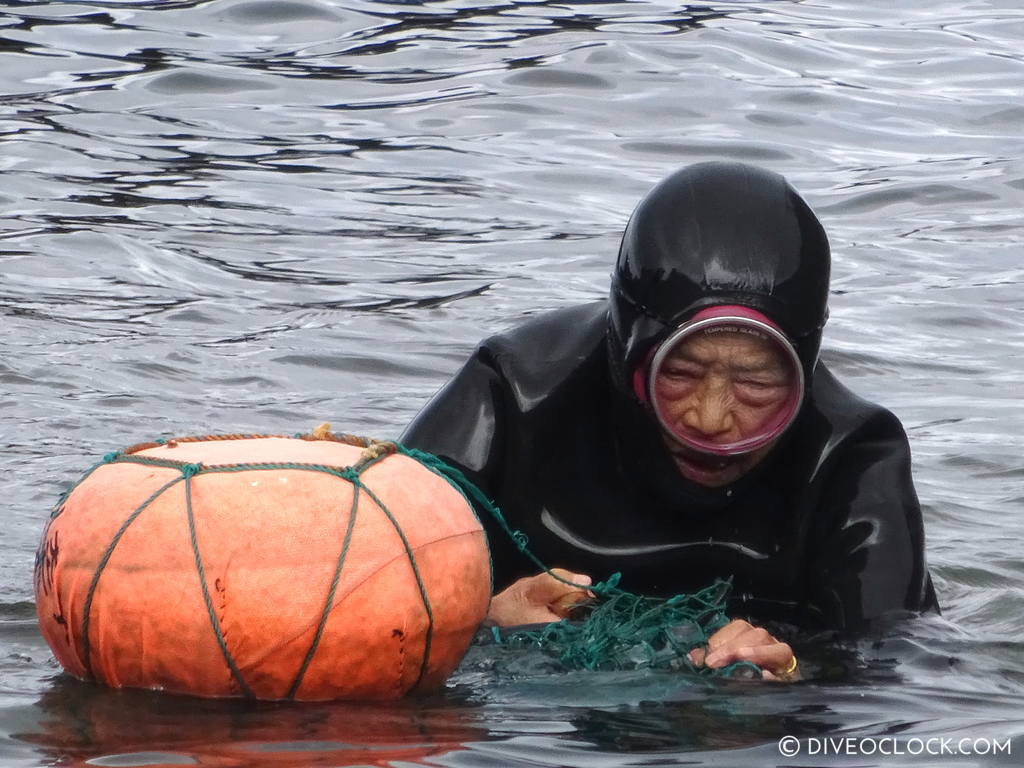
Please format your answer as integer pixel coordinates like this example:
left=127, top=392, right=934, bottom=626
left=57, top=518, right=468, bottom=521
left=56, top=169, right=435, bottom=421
left=734, top=378, right=789, bottom=405
left=661, top=362, right=704, bottom=380
left=654, top=363, right=704, bottom=400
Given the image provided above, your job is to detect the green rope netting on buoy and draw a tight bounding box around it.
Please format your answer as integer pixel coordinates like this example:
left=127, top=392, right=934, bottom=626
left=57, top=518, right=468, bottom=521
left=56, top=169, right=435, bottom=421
left=43, top=430, right=439, bottom=700
left=46, top=429, right=758, bottom=687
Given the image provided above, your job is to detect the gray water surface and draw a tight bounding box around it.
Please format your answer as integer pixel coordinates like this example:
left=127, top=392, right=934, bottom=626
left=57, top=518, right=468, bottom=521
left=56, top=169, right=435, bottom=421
left=2, top=0, right=1024, bottom=766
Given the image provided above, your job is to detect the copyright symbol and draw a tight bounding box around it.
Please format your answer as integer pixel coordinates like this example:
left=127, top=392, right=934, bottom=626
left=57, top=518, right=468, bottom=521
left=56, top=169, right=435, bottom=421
left=779, top=735, right=800, bottom=757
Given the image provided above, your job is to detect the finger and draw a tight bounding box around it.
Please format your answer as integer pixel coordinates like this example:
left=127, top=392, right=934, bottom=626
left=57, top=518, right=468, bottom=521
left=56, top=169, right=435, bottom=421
left=548, top=568, right=593, bottom=589
left=706, top=619, right=759, bottom=652
left=525, top=571, right=593, bottom=604
left=706, top=626, right=775, bottom=661
left=694, top=626, right=762, bottom=668
left=549, top=589, right=592, bottom=617
left=706, top=642, right=793, bottom=671
left=705, top=634, right=782, bottom=667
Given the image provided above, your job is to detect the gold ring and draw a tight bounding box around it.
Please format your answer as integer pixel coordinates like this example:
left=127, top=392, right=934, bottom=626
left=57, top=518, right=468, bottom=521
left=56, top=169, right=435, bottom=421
left=776, top=655, right=799, bottom=681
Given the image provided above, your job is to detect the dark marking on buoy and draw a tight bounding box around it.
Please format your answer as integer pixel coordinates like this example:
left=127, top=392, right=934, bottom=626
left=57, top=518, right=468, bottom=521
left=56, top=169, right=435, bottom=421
left=35, top=531, right=60, bottom=598
left=53, top=598, right=71, bottom=647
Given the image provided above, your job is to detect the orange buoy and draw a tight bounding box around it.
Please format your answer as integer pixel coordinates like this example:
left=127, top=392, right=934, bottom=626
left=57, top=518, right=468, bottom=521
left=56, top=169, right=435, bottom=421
left=33, top=433, right=491, bottom=701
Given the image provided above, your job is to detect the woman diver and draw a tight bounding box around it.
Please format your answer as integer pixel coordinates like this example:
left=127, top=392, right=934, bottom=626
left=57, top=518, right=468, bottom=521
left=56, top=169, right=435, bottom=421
left=401, top=161, right=939, bottom=679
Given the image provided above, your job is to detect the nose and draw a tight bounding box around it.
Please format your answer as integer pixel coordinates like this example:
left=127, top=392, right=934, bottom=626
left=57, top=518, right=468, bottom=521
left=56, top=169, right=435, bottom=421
left=679, top=377, right=735, bottom=439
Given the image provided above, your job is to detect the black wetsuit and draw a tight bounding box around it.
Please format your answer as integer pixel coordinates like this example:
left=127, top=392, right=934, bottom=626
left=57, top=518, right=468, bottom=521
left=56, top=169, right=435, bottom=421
left=402, top=162, right=939, bottom=632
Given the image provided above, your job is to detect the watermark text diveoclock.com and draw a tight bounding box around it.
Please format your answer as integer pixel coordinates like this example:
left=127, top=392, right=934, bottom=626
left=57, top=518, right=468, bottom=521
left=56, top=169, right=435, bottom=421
left=778, top=735, right=1012, bottom=758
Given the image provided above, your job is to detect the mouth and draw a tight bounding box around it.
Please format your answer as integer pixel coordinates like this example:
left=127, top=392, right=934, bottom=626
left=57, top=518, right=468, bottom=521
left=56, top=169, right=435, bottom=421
left=672, top=450, right=733, bottom=470
left=665, top=443, right=742, bottom=486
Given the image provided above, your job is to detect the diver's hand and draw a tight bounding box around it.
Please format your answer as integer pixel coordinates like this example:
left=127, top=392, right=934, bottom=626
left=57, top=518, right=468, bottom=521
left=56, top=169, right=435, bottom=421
left=486, top=568, right=593, bottom=627
left=688, top=619, right=800, bottom=682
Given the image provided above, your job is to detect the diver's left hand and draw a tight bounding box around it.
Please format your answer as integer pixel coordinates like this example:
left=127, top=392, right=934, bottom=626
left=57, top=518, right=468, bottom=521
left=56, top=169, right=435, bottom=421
left=688, top=619, right=800, bottom=682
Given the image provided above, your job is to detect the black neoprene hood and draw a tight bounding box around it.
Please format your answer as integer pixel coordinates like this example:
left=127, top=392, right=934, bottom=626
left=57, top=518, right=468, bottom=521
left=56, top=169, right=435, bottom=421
left=608, top=161, right=831, bottom=389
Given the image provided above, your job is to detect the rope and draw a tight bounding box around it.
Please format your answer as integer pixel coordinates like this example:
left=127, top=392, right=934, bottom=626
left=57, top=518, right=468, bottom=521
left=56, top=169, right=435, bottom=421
left=184, top=469, right=255, bottom=699
left=80, top=474, right=184, bottom=681
left=358, top=480, right=435, bottom=690
left=285, top=478, right=361, bottom=700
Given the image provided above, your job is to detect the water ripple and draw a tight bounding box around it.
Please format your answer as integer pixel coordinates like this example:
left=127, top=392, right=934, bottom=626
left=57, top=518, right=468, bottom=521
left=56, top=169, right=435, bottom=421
left=3, top=0, right=1024, bottom=764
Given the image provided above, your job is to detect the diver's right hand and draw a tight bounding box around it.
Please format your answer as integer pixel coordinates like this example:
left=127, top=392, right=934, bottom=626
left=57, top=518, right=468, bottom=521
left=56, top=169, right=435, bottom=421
left=486, top=568, right=592, bottom=627
left=688, top=618, right=800, bottom=682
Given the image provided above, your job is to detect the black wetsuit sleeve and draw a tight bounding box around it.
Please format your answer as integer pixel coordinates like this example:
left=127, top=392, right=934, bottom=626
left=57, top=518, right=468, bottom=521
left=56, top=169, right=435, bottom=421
left=805, top=411, right=939, bottom=630
left=400, top=345, right=506, bottom=498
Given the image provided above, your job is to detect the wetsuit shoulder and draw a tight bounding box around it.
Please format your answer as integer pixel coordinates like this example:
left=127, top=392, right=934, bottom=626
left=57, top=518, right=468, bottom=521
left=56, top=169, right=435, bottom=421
left=800, top=363, right=939, bottom=628
left=400, top=301, right=608, bottom=480
left=480, top=301, right=608, bottom=404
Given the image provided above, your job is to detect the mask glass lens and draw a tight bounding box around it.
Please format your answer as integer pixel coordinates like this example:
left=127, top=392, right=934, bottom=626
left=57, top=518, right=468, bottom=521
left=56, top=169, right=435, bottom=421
left=648, top=316, right=804, bottom=456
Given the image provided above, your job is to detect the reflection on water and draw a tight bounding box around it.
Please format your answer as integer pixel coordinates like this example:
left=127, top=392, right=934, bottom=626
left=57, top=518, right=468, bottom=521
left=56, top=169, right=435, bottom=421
left=3, top=0, right=1024, bottom=765
left=13, top=636, right=1023, bottom=767
left=16, top=679, right=481, bottom=767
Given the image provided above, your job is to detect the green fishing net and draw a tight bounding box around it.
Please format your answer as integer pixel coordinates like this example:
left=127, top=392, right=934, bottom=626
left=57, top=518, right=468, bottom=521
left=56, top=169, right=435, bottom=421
left=492, top=581, right=753, bottom=675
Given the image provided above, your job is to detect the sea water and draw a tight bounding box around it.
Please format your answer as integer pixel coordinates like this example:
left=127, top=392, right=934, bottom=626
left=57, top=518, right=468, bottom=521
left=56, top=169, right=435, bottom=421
left=2, top=1, right=1023, bottom=765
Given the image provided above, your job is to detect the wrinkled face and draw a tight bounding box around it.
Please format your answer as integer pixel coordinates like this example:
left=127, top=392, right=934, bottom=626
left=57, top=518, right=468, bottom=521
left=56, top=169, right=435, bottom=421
left=652, top=331, right=795, bottom=487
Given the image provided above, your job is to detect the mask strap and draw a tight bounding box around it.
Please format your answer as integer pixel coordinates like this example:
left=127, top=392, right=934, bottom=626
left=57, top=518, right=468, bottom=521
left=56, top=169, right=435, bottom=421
left=632, top=348, right=656, bottom=403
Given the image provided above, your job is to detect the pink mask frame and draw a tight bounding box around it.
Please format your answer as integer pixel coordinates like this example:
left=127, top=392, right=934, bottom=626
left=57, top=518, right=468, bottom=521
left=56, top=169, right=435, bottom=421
left=639, top=306, right=805, bottom=456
